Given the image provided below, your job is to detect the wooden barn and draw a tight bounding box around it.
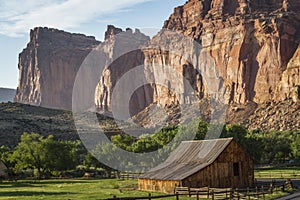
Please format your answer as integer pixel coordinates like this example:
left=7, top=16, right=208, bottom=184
left=138, top=138, right=254, bottom=193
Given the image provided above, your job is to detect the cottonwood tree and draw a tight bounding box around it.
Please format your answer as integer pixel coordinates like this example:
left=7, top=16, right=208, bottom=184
left=11, top=133, right=80, bottom=179
left=11, top=133, right=48, bottom=179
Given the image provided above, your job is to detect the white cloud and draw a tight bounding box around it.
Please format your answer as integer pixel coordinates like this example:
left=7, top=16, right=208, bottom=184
left=0, top=0, right=155, bottom=37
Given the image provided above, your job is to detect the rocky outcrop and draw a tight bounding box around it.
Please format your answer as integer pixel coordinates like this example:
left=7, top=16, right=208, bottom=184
left=245, top=100, right=300, bottom=131
left=276, top=45, right=300, bottom=102
left=163, top=0, right=300, bottom=104
left=15, top=27, right=100, bottom=109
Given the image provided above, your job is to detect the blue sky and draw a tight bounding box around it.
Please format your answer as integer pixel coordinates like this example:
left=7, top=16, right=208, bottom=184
left=0, top=0, right=186, bottom=89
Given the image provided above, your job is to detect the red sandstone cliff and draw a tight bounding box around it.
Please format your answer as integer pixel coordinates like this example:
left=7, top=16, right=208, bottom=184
left=15, top=0, right=300, bottom=114
left=163, top=0, right=300, bottom=103
left=14, top=27, right=100, bottom=109
left=94, top=0, right=300, bottom=118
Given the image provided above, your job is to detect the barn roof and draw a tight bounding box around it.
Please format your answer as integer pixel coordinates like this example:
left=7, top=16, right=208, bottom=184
left=140, top=138, right=234, bottom=181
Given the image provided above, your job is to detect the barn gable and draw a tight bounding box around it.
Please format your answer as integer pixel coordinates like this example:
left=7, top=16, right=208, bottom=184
left=0, top=160, right=7, bottom=178
left=139, top=138, right=254, bottom=193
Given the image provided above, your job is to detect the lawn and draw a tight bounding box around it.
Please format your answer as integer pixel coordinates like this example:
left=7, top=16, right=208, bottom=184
left=0, top=179, right=138, bottom=200
left=0, top=179, right=289, bottom=200
left=0, top=179, right=194, bottom=200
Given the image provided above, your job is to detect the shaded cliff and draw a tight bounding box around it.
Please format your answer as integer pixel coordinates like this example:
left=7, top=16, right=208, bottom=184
left=94, top=27, right=151, bottom=116
left=15, top=27, right=100, bottom=109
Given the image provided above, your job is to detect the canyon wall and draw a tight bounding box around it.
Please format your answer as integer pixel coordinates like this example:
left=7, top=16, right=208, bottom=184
left=163, top=0, right=300, bottom=104
left=93, top=26, right=151, bottom=116
left=14, top=27, right=100, bottom=110
left=15, top=0, right=300, bottom=115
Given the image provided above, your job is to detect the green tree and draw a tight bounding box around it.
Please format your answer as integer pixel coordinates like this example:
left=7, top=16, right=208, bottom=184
left=11, top=133, right=81, bottom=178
left=290, top=132, right=300, bottom=162
left=11, top=133, right=48, bottom=178
left=44, top=138, right=79, bottom=172
left=222, top=124, right=248, bottom=145
left=245, top=130, right=264, bottom=163
left=0, top=146, right=15, bottom=177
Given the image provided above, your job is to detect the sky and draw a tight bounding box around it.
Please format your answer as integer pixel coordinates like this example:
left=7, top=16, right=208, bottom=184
left=0, top=0, right=186, bottom=89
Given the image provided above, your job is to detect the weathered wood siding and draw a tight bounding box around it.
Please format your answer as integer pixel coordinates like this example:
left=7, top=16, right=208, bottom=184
left=182, top=140, right=254, bottom=188
left=138, top=178, right=181, bottom=194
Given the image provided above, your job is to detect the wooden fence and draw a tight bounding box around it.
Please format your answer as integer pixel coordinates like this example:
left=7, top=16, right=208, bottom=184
left=255, top=171, right=300, bottom=179
left=107, top=193, right=179, bottom=200
left=175, top=186, right=267, bottom=200
left=119, top=173, right=142, bottom=180
left=107, top=181, right=294, bottom=200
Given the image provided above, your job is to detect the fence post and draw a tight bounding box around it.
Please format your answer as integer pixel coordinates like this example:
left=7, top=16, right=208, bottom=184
left=207, top=187, right=210, bottom=199
left=247, top=187, right=250, bottom=200
left=255, top=186, right=258, bottom=199
left=196, top=191, right=199, bottom=200
left=269, top=183, right=273, bottom=194
left=148, top=193, right=151, bottom=200
left=262, top=185, right=265, bottom=199
left=281, top=184, right=285, bottom=192
left=113, top=195, right=117, bottom=200
left=176, top=192, right=179, bottom=200
left=211, top=189, right=214, bottom=200
left=188, top=187, right=191, bottom=197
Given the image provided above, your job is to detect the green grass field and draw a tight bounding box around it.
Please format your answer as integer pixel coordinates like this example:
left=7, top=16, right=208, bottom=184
left=0, top=179, right=196, bottom=200
left=0, top=179, right=145, bottom=200
left=0, top=178, right=289, bottom=200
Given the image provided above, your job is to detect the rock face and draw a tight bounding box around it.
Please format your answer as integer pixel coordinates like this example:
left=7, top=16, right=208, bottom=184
left=94, top=0, right=300, bottom=118
left=94, top=28, right=206, bottom=116
left=163, top=0, right=300, bottom=104
left=244, top=100, right=300, bottom=131
left=276, top=45, right=300, bottom=102
left=94, top=26, right=151, bottom=116
left=15, top=0, right=300, bottom=116
left=15, top=27, right=100, bottom=109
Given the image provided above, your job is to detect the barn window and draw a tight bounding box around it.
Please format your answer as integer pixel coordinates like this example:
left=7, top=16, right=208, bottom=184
left=233, top=162, right=239, bottom=176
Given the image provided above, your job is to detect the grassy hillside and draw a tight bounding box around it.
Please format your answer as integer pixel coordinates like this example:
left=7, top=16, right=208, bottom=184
left=0, top=102, right=77, bottom=147
left=0, top=102, right=142, bottom=147
left=0, top=99, right=299, bottom=147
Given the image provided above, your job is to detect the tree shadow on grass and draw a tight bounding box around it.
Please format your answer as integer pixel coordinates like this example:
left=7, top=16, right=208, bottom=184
left=0, top=179, right=95, bottom=187
left=0, top=191, right=74, bottom=197
left=0, top=182, right=42, bottom=188
left=26, top=180, right=96, bottom=185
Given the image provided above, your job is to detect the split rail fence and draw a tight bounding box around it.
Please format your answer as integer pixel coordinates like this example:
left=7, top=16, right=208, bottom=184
left=107, top=181, right=294, bottom=200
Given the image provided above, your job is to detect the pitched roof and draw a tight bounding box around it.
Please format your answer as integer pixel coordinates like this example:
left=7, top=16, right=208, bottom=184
left=0, top=160, right=7, bottom=176
left=140, top=138, right=233, bottom=181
